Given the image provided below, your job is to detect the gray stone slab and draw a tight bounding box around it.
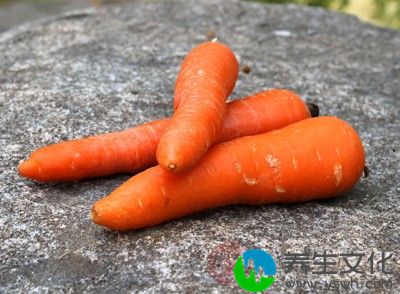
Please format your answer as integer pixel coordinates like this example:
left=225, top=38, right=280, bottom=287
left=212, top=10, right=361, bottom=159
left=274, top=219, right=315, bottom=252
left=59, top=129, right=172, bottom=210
left=0, top=0, right=399, bottom=292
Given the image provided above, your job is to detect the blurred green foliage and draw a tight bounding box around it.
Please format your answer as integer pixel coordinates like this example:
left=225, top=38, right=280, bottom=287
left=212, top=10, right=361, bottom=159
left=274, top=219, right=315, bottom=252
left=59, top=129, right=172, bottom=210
left=372, top=0, right=400, bottom=28
left=259, top=0, right=348, bottom=9
left=257, top=0, right=400, bottom=28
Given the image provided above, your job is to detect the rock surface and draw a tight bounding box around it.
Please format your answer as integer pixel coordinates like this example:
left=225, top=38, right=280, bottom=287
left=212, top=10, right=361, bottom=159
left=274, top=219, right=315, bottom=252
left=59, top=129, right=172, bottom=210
left=0, top=0, right=399, bottom=292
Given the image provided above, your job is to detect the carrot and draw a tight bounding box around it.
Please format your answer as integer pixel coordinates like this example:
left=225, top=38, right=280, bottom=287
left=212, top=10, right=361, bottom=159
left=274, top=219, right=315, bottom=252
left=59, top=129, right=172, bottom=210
left=19, top=89, right=314, bottom=182
left=19, top=119, right=169, bottom=182
left=218, top=89, right=316, bottom=143
left=156, top=41, right=239, bottom=173
left=91, top=116, right=365, bottom=231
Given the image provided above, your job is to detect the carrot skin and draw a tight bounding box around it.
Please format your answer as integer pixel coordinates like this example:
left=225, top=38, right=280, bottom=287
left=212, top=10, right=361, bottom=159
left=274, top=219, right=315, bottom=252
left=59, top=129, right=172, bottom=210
left=19, top=89, right=311, bottom=182
left=218, top=89, right=311, bottom=143
left=92, top=116, right=365, bottom=231
left=173, top=42, right=238, bottom=110
left=156, top=92, right=227, bottom=172
left=19, top=119, right=168, bottom=182
left=156, top=41, right=239, bottom=173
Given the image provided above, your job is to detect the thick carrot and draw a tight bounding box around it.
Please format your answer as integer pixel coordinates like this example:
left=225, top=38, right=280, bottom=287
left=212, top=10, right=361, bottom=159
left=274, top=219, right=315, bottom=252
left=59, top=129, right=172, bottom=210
left=156, top=41, right=239, bottom=173
left=91, top=116, right=365, bottom=231
left=19, top=89, right=313, bottom=182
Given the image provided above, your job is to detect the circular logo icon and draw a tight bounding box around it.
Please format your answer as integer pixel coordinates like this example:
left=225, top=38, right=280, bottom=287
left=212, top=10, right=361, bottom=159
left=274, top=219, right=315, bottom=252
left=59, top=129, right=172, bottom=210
left=233, top=249, right=276, bottom=292
left=207, top=242, right=246, bottom=286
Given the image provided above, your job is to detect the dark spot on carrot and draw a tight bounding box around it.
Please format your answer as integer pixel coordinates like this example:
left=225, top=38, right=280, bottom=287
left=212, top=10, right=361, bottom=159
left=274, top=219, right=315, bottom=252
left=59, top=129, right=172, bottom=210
left=307, top=103, right=319, bottom=117
left=206, top=31, right=216, bottom=40
left=363, top=165, right=369, bottom=178
left=242, top=64, right=251, bottom=74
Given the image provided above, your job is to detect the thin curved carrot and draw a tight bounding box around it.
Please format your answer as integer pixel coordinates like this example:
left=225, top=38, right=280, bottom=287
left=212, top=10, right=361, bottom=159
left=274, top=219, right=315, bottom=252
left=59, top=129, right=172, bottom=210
left=156, top=41, right=239, bottom=173
left=91, top=116, right=365, bottom=231
left=19, top=89, right=313, bottom=182
left=19, top=119, right=168, bottom=182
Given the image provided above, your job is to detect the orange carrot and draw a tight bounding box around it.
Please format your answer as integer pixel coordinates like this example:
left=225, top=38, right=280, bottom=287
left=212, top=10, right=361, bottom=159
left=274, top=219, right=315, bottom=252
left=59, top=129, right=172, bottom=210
left=156, top=41, right=239, bottom=173
left=217, top=89, right=316, bottom=143
left=19, top=89, right=314, bottom=182
left=19, top=119, right=168, bottom=182
left=91, top=116, right=365, bottom=231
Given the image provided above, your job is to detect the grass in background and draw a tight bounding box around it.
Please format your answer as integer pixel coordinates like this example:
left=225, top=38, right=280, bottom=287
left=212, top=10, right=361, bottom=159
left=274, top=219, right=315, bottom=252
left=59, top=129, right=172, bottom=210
left=257, top=0, right=400, bottom=28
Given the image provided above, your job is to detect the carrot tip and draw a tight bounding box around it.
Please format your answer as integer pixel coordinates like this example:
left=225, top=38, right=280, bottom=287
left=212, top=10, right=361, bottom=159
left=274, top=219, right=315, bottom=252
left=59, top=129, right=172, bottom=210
left=206, top=31, right=216, bottom=40
left=90, top=206, right=98, bottom=223
left=18, top=159, right=36, bottom=177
